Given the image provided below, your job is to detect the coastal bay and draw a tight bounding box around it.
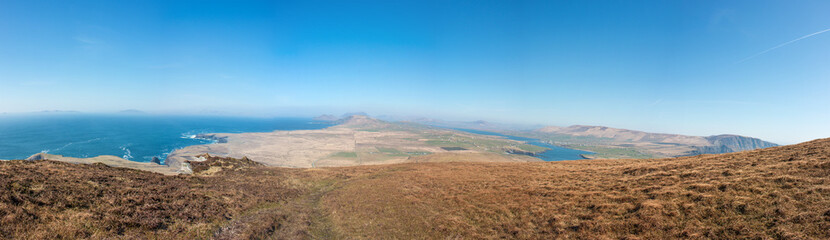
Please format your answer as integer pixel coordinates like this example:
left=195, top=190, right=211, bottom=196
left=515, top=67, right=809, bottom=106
left=0, top=114, right=332, bottom=162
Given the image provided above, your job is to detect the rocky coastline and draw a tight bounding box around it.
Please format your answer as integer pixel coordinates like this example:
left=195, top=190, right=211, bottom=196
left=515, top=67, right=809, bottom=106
left=23, top=152, right=180, bottom=175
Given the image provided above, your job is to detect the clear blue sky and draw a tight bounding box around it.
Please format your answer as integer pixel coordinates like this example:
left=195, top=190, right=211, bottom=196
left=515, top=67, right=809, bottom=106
left=0, top=0, right=828, bottom=144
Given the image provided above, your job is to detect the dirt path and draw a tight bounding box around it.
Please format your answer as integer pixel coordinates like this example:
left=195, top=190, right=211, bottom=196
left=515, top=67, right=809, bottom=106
left=212, top=179, right=342, bottom=239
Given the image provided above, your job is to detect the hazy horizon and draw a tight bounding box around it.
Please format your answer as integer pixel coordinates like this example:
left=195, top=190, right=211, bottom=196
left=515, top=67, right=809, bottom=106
left=2, top=0, right=829, bottom=144
left=0, top=110, right=806, bottom=145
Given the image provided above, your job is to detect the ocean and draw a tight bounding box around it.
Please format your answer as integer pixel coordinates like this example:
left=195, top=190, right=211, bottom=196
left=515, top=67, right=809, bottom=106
left=452, top=128, right=594, bottom=161
left=0, top=114, right=332, bottom=163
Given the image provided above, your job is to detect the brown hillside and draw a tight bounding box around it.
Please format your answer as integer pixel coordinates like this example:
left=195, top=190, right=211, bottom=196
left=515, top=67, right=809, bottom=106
left=538, top=125, right=711, bottom=145
left=2, top=138, right=829, bottom=239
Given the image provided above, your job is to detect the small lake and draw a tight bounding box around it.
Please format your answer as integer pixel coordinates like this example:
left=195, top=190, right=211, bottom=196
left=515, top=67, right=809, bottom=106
left=452, top=128, right=593, bottom=161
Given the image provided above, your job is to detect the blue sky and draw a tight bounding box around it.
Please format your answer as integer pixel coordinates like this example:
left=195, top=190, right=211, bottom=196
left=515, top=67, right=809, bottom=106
left=0, top=0, right=828, bottom=144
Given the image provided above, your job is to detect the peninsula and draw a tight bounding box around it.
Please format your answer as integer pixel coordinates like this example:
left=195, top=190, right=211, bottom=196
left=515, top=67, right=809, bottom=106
left=164, top=115, right=544, bottom=171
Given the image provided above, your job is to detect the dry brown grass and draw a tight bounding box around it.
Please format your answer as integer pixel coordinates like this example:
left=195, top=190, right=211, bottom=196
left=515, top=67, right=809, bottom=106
left=0, top=157, right=314, bottom=239
left=2, top=138, right=830, bottom=239
left=321, top=138, right=830, bottom=239
left=407, top=152, right=540, bottom=163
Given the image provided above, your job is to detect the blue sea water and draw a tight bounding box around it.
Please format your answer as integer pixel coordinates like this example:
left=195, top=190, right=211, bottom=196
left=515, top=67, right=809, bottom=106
left=0, top=114, right=332, bottom=163
left=452, top=128, right=594, bottom=161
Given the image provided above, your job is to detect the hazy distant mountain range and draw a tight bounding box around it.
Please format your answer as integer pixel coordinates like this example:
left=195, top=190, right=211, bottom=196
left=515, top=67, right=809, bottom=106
left=375, top=115, right=542, bottom=131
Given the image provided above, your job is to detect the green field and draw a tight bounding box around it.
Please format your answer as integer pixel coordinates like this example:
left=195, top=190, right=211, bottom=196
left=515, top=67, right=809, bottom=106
left=330, top=152, right=358, bottom=158
left=516, top=144, right=548, bottom=153
left=566, top=145, right=657, bottom=159
left=356, top=122, right=549, bottom=158
left=375, top=147, right=411, bottom=157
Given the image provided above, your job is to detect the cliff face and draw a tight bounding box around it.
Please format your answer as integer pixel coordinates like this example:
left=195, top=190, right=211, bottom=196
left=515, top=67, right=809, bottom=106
left=688, top=145, right=733, bottom=155
left=683, top=135, right=778, bottom=155
left=704, top=134, right=779, bottom=152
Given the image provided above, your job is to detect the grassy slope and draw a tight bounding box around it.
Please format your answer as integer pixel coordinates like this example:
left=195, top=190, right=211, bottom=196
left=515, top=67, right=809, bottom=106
left=0, top=160, right=319, bottom=239
left=564, top=144, right=657, bottom=159
left=2, top=138, right=830, bottom=239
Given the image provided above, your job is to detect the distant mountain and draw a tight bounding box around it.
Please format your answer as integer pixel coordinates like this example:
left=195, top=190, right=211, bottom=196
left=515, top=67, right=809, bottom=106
left=312, top=114, right=387, bottom=127
left=312, top=114, right=339, bottom=121
left=37, top=110, right=81, bottom=113
left=340, top=112, right=369, bottom=118
left=333, top=115, right=385, bottom=127
left=383, top=116, right=541, bottom=131
left=535, top=125, right=778, bottom=156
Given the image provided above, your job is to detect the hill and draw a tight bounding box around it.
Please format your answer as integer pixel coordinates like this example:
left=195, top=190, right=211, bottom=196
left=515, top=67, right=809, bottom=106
left=2, top=138, right=829, bottom=238
left=401, top=117, right=541, bottom=131
left=700, top=134, right=780, bottom=153
left=526, top=125, right=777, bottom=159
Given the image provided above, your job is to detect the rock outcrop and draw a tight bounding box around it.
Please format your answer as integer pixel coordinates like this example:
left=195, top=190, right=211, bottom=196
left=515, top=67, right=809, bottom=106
left=26, top=153, right=48, bottom=161
left=151, top=156, right=161, bottom=165
left=194, top=134, right=228, bottom=143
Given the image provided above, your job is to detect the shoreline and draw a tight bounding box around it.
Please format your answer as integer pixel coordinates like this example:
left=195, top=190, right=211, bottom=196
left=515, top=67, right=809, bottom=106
left=17, top=116, right=553, bottom=173
left=0, top=115, right=333, bottom=167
